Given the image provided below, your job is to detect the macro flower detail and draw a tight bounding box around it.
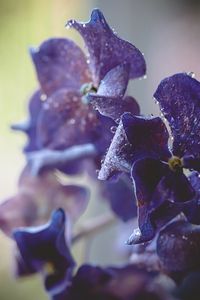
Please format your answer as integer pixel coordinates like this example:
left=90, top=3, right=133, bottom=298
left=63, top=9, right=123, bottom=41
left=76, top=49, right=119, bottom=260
left=12, top=9, right=145, bottom=177
left=13, top=208, right=75, bottom=296
left=100, top=73, right=200, bottom=244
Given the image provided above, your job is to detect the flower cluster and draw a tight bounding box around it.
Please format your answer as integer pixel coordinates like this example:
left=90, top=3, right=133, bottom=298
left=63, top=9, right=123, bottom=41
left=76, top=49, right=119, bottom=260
left=2, top=7, right=200, bottom=300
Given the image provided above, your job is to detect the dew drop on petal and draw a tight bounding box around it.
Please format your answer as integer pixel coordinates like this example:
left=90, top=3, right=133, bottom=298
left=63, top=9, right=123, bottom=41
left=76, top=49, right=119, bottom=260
left=187, top=71, right=195, bottom=78
left=110, top=126, right=117, bottom=133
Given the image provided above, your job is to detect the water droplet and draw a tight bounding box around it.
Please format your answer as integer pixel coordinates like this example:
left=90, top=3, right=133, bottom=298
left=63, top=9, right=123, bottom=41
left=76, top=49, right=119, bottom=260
left=187, top=71, right=195, bottom=78
left=143, top=74, right=147, bottom=79
left=40, top=94, right=47, bottom=101
left=110, top=126, right=117, bottom=133
left=83, top=24, right=86, bottom=28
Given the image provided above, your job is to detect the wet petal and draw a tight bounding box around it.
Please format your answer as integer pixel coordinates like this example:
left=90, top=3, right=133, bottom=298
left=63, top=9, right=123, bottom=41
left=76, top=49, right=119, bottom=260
left=157, top=219, right=200, bottom=272
left=88, top=94, right=140, bottom=121
left=154, top=73, right=200, bottom=158
left=13, top=209, right=75, bottom=295
left=122, top=113, right=171, bottom=161
left=98, top=120, right=133, bottom=180
left=30, top=38, right=91, bottom=96
left=67, top=9, right=146, bottom=86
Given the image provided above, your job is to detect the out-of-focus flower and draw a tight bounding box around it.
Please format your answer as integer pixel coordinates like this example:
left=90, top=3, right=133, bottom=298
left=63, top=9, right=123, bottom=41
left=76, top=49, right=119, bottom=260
left=54, top=264, right=171, bottom=300
left=13, top=208, right=75, bottom=296
left=99, top=73, right=200, bottom=244
left=0, top=167, right=89, bottom=236
left=157, top=218, right=200, bottom=283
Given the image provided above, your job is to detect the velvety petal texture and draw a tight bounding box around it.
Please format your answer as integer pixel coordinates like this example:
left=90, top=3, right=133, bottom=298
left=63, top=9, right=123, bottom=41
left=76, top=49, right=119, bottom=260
left=154, top=73, right=200, bottom=158
left=67, top=9, right=146, bottom=86
left=13, top=209, right=75, bottom=295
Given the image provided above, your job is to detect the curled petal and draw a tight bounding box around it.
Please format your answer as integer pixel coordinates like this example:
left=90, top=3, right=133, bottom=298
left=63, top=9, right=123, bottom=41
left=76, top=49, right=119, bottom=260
left=13, top=209, right=75, bottom=295
left=154, top=73, right=200, bottom=158
left=98, top=120, right=133, bottom=180
left=30, top=38, right=91, bottom=96
left=88, top=94, right=140, bottom=121
left=67, top=9, right=146, bottom=86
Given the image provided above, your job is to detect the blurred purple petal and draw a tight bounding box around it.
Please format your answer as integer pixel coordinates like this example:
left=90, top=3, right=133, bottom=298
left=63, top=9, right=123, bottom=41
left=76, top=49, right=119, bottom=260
left=12, top=90, right=43, bottom=152
left=67, top=9, right=146, bottom=86
left=154, top=73, right=200, bottom=158
left=13, top=209, right=75, bottom=295
left=0, top=168, right=89, bottom=236
left=36, top=89, right=99, bottom=150
left=30, top=38, right=91, bottom=96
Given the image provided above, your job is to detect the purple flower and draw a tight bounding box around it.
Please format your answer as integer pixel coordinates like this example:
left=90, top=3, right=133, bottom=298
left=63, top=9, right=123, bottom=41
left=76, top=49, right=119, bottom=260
left=13, top=9, right=145, bottom=176
left=13, top=208, right=75, bottom=296
left=100, top=73, right=200, bottom=244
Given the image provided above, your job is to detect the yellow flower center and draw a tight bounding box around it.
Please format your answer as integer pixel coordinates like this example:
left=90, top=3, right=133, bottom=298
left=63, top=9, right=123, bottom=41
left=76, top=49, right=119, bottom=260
left=168, top=156, right=183, bottom=172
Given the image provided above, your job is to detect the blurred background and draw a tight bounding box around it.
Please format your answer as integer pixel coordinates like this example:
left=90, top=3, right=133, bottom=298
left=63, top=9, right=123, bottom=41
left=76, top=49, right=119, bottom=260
left=1, top=0, right=200, bottom=299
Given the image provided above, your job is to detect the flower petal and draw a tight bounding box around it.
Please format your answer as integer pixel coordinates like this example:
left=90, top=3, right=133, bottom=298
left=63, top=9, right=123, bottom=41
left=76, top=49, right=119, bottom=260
left=13, top=209, right=75, bottom=295
left=30, top=38, right=91, bottom=96
left=11, top=90, right=43, bottom=152
left=67, top=9, right=146, bottom=86
left=100, top=173, right=137, bottom=221
left=157, top=219, right=200, bottom=272
left=154, top=73, right=200, bottom=158
left=122, top=113, right=171, bottom=161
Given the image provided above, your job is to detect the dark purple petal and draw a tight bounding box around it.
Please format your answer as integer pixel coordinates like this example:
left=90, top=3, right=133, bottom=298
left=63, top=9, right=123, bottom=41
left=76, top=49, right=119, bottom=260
left=11, top=90, right=43, bottom=152
left=154, top=73, right=200, bottom=158
left=30, top=38, right=91, bottom=96
left=100, top=173, right=137, bottom=221
left=157, top=219, right=200, bottom=272
left=122, top=113, right=171, bottom=161
left=127, top=201, right=181, bottom=245
left=13, top=209, right=75, bottom=295
left=131, top=158, right=168, bottom=208
left=67, top=9, right=146, bottom=86
left=182, top=155, right=200, bottom=172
